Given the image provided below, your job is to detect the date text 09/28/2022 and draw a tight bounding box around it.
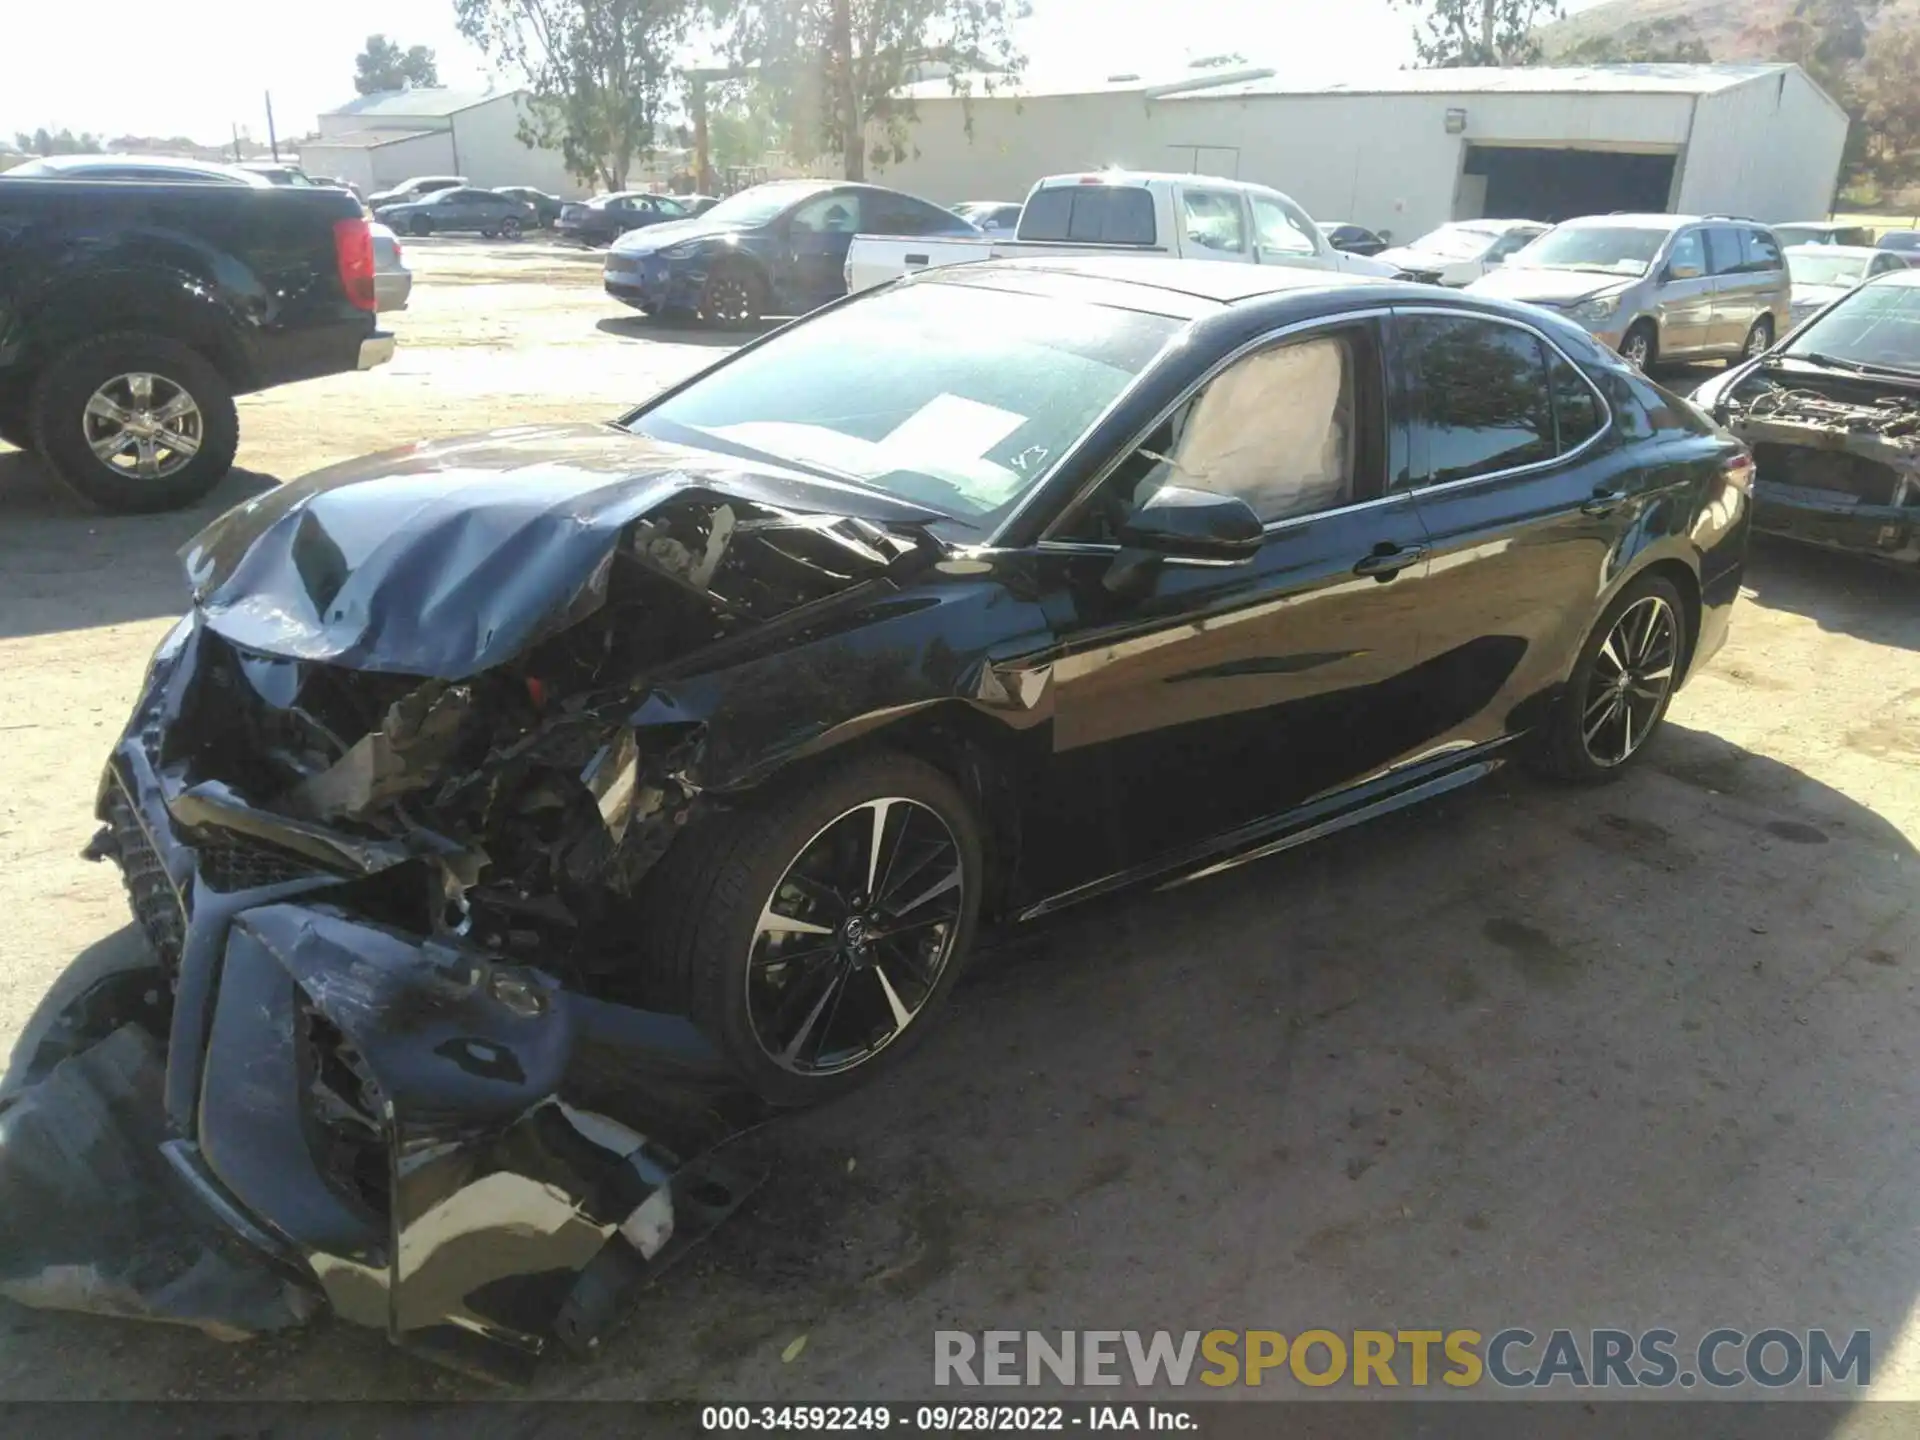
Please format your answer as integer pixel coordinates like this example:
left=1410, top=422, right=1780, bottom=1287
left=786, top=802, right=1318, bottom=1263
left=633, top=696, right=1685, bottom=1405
left=701, top=1406, right=1195, bottom=1431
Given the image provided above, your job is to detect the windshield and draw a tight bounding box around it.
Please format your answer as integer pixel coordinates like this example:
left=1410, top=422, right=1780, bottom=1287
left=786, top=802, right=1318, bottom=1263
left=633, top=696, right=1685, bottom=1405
left=628, top=282, right=1180, bottom=529
left=1403, top=224, right=1502, bottom=260
left=1787, top=252, right=1872, bottom=288
left=696, top=184, right=821, bottom=227
left=1510, top=226, right=1666, bottom=276
left=1784, top=281, right=1920, bottom=371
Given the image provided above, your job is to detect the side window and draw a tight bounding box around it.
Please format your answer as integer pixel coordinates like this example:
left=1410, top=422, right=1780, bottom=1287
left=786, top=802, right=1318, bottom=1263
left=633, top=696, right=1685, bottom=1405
left=1252, top=196, right=1319, bottom=256
left=868, top=194, right=959, bottom=236
left=1398, top=315, right=1556, bottom=484
left=1743, top=228, right=1783, bottom=273
left=791, top=193, right=863, bottom=235
left=1060, top=331, right=1368, bottom=541
left=1666, top=229, right=1706, bottom=276
left=1704, top=227, right=1745, bottom=276
left=1551, top=354, right=1606, bottom=452
left=1488, top=229, right=1537, bottom=261
left=1872, top=252, right=1903, bottom=275
left=1178, top=190, right=1248, bottom=254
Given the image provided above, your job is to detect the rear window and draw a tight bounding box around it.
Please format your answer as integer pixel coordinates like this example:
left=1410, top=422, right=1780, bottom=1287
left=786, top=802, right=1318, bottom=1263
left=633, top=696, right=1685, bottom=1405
left=1018, top=185, right=1157, bottom=245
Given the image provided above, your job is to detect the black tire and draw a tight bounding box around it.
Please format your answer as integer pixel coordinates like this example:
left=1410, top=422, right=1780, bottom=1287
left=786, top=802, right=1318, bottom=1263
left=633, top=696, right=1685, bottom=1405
left=698, top=261, right=766, bottom=328
left=480, top=225, right=499, bottom=239
left=1620, top=320, right=1658, bottom=371
left=1742, top=315, right=1775, bottom=360
left=500, top=215, right=524, bottom=240
left=29, top=333, right=238, bottom=514
left=409, top=215, right=434, bottom=237
left=1530, top=572, right=1690, bottom=784
left=638, top=751, right=984, bottom=1107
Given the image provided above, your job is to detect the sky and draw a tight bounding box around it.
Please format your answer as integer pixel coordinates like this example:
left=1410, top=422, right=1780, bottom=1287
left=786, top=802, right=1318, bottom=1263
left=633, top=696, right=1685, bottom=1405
left=3, top=0, right=1615, bottom=148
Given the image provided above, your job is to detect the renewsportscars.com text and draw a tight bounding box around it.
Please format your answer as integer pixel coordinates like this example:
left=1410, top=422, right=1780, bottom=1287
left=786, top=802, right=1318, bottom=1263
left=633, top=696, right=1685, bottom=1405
left=933, top=1328, right=1872, bottom=1390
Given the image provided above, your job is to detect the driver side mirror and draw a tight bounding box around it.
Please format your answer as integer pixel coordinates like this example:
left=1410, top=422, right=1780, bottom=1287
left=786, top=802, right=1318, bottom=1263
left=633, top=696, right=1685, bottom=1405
left=1667, top=261, right=1703, bottom=282
left=1105, top=486, right=1263, bottom=594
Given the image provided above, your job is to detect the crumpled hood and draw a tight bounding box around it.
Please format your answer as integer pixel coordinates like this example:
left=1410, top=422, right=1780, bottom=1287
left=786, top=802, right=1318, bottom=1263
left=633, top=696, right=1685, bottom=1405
left=1376, top=245, right=1478, bottom=274
left=1466, top=266, right=1636, bottom=306
left=181, top=423, right=944, bottom=679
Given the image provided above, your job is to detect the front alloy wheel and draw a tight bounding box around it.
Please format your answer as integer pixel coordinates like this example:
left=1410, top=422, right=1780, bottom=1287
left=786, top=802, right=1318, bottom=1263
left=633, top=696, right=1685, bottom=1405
left=747, top=798, right=965, bottom=1077
left=1620, top=324, right=1656, bottom=371
left=82, top=372, right=202, bottom=481
left=1579, top=593, right=1680, bottom=768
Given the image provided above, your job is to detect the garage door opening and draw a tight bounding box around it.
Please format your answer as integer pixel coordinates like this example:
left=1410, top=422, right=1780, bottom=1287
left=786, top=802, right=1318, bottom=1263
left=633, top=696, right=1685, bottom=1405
left=1459, top=146, right=1678, bottom=223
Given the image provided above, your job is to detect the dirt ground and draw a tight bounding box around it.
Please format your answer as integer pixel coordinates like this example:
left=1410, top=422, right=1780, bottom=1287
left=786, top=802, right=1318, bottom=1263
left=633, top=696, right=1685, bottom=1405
left=0, top=242, right=1917, bottom=1417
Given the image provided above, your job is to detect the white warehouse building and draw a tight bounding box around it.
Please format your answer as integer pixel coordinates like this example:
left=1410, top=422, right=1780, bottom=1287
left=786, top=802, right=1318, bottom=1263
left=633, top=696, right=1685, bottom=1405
left=872, top=63, right=1849, bottom=239
left=297, top=88, right=589, bottom=198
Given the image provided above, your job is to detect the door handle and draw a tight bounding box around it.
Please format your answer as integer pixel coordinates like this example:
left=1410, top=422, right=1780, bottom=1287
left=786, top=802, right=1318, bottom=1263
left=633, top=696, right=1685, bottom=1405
left=1353, top=542, right=1428, bottom=580
left=1581, top=486, right=1629, bottom=517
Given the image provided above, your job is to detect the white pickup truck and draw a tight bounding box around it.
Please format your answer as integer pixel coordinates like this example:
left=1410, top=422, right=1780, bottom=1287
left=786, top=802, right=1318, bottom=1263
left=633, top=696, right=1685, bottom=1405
left=845, top=171, right=1403, bottom=293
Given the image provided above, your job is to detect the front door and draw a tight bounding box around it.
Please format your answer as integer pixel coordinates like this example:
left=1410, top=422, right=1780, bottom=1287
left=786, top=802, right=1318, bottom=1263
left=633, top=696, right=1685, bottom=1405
left=1655, top=228, right=1714, bottom=356
left=1017, top=318, right=1441, bottom=901
left=782, top=190, right=866, bottom=312
left=1389, top=308, right=1653, bottom=753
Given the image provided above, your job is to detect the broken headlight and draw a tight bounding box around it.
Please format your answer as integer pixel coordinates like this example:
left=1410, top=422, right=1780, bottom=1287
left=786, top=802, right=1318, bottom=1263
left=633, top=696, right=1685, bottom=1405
left=140, top=613, right=195, bottom=692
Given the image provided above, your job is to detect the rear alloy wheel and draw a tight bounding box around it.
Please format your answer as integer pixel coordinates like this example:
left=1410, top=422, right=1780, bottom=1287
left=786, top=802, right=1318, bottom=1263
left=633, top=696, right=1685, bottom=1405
left=699, top=263, right=765, bottom=328
left=639, top=752, right=983, bottom=1106
left=1619, top=321, right=1657, bottom=371
left=30, top=333, right=238, bottom=513
left=480, top=225, right=499, bottom=238
left=500, top=215, right=524, bottom=240
left=1743, top=315, right=1775, bottom=359
left=1531, top=573, right=1689, bottom=783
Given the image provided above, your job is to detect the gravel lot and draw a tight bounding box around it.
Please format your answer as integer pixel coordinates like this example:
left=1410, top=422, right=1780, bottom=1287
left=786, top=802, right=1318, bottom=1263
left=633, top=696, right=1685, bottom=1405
left=0, top=241, right=1916, bottom=1413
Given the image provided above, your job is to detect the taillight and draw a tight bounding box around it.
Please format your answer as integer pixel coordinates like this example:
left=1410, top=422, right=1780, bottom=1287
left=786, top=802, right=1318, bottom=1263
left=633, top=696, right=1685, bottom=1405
left=332, top=217, right=377, bottom=311
left=1723, top=451, right=1756, bottom=493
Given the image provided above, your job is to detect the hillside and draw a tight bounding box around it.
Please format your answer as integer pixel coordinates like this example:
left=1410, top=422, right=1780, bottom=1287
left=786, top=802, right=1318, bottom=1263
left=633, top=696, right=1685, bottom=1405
left=1540, top=0, right=1920, bottom=72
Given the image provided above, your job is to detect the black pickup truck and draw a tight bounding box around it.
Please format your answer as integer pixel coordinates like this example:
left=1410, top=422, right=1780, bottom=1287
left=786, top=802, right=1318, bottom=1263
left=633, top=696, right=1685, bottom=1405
left=0, top=178, right=394, bottom=512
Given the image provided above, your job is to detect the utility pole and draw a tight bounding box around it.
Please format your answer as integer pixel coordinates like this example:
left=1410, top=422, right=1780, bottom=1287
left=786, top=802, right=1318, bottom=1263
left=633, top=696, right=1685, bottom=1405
left=265, top=91, right=279, bottom=161
left=231, top=122, right=242, bottom=163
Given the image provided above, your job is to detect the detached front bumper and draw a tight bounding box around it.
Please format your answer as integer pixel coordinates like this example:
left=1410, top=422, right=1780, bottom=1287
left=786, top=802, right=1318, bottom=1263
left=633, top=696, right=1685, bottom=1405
left=0, top=631, right=766, bottom=1381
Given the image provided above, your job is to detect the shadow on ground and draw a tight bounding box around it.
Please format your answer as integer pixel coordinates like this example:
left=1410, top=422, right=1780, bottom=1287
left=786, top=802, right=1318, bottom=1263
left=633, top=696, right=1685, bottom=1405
left=2, top=721, right=1914, bottom=1421
left=1741, top=534, right=1920, bottom=651
left=595, top=315, right=777, bottom=348
left=0, top=449, right=276, bottom=641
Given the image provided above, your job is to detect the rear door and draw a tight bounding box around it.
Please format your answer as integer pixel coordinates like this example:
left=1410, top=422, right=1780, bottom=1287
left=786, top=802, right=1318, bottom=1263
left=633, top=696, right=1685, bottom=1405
left=1739, top=225, right=1788, bottom=342
left=1173, top=184, right=1256, bottom=264
left=1391, top=308, right=1641, bottom=753
left=1703, top=225, right=1756, bottom=350
left=1655, top=227, right=1714, bottom=355
left=1025, top=315, right=1438, bottom=892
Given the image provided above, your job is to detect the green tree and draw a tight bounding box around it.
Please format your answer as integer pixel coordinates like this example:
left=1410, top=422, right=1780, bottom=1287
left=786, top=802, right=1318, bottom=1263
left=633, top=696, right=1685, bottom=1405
left=353, top=34, right=442, bottom=94
left=16, top=128, right=103, bottom=155
left=720, top=0, right=1030, bottom=181
left=455, top=0, right=693, bottom=190
left=1388, top=0, right=1564, bottom=67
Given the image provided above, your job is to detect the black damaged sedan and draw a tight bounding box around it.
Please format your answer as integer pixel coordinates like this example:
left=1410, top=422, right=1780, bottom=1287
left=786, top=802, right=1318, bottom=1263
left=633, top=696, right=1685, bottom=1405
left=15, top=258, right=1752, bottom=1373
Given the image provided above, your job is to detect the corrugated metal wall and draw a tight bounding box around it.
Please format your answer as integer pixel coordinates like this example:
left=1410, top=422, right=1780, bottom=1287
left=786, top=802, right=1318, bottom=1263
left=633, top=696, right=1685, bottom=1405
left=873, top=74, right=1845, bottom=238
left=1677, top=70, right=1848, bottom=220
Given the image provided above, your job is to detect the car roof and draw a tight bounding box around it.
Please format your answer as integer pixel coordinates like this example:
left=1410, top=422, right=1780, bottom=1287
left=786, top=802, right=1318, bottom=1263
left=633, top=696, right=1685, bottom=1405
left=920, top=254, right=1394, bottom=310
left=1867, top=267, right=1920, bottom=286
left=4, top=153, right=270, bottom=185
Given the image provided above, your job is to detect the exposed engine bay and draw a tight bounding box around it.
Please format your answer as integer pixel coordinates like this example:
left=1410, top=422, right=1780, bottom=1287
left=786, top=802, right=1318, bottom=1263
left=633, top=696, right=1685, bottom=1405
left=0, top=435, right=971, bottom=1382
left=1719, top=370, right=1920, bottom=566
